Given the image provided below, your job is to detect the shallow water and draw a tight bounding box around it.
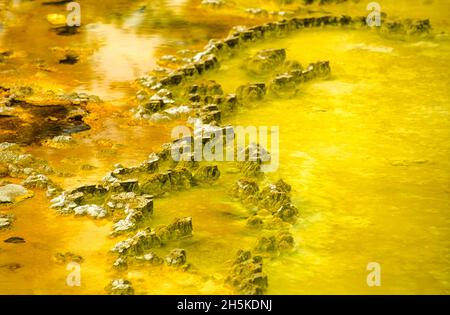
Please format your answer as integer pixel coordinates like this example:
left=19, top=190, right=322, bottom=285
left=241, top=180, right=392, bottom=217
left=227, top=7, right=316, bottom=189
left=1, top=0, right=449, bottom=294
left=211, top=29, right=450, bottom=293
left=0, top=0, right=251, bottom=99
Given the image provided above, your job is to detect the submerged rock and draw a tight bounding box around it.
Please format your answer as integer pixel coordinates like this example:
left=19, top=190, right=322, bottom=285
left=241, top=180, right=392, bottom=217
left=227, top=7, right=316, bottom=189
left=408, top=19, right=432, bottom=34
left=0, top=88, right=92, bottom=145
left=107, top=192, right=153, bottom=212
left=164, top=105, right=192, bottom=119
left=0, top=214, right=13, bottom=229
left=50, top=192, right=82, bottom=213
left=258, top=180, right=292, bottom=211
left=0, top=262, right=23, bottom=271
left=0, top=164, right=8, bottom=178
left=245, top=49, right=286, bottom=75
left=137, top=251, right=164, bottom=266
left=201, top=0, right=225, bottom=7
left=149, top=112, right=171, bottom=123
left=187, top=81, right=223, bottom=96
left=50, top=184, right=107, bottom=215
left=71, top=184, right=106, bottom=197
left=269, top=73, right=297, bottom=95
left=226, top=250, right=268, bottom=295
left=0, top=143, right=54, bottom=177
left=382, top=19, right=431, bottom=35
left=232, top=179, right=259, bottom=205
left=0, top=51, right=13, bottom=63
left=51, top=25, right=80, bottom=36
left=54, top=252, right=84, bottom=264
left=113, top=257, right=128, bottom=271
left=0, top=143, right=19, bottom=151
left=42, top=135, right=76, bottom=148
left=111, top=217, right=193, bottom=256
left=233, top=177, right=299, bottom=225
left=73, top=204, right=107, bottom=219
left=254, top=236, right=278, bottom=253
left=22, top=174, right=58, bottom=190
left=111, top=216, right=137, bottom=236
left=192, top=165, right=220, bottom=183
left=111, top=229, right=162, bottom=256
left=254, top=231, right=295, bottom=254
left=269, top=60, right=331, bottom=96
left=80, top=164, right=96, bottom=170
left=59, top=54, right=79, bottom=65
left=237, top=144, right=271, bottom=176
left=110, top=206, right=151, bottom=236
left=108, top=179, right=140, bottom=194
left=274, top=203, right=299, bottom=223
left=224, top=36, right=240, bottom=49
left=143, top=99, right=166, bottom=113
left=245, top=8, right=269, bottom=17
left=246, top=215, right=264, bottom=229
left=106, top=279, right=134, bottom=295
left=4, top=236, right=25, bottom=244
left=165, top=248, right=187, bottom=266
left=155, top=217, right=193, bottom=241
left=140, top=168, right=193, bottom=195
left=236, top=83, right=266, bottom=102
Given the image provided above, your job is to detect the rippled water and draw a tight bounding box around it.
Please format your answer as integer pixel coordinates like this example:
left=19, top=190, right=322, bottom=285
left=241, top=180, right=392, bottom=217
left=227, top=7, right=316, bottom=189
left=0, top=0, right=449, bottom=294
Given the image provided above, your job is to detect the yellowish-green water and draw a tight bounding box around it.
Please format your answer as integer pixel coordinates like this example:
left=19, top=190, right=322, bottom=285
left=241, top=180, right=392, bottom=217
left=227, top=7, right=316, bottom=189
left=212, top=29, right=450, bottom=294
left=0, top=0, right=449, bottom=294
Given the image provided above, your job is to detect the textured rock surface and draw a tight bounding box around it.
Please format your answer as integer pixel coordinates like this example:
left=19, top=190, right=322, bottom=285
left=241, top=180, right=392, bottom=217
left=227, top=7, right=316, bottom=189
left=226, top=250, right=268, bottom=295
left=105, top=279, right=134, bottom=295
left=165, top=248, right=187, bottom=266
left=0, top=142, right=54, bottom=178
left=0, top=213, right=14, bottom=229
left=245, top=48, right=286, bottom=75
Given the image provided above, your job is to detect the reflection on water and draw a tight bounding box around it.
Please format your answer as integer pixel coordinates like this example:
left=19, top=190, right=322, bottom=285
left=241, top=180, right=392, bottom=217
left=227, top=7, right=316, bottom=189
left=85, top=23, right=162, bottom=99
left=0, top=0, right=243, bottom=99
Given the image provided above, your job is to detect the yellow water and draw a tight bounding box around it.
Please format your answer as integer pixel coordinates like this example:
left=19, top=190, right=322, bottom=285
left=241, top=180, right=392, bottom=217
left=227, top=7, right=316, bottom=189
left=1, top=0, right=449, bottom=294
